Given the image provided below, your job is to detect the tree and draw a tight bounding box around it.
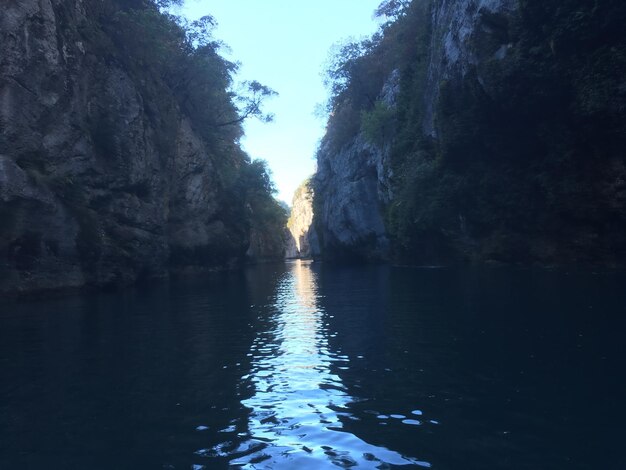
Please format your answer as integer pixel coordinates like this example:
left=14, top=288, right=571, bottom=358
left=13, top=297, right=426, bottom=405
left=154, top=0, right=184, bottom=9
left=374, top=0, right=411, bottom=19
left=184, top=14, right=221, bottom=49
left=323, top=38, right=384, bottom=112
left=241, top=159, right=276, bottom=196
left=362, top=100, right=396, bottom=146
left=216, top=80, right=278, bottom=127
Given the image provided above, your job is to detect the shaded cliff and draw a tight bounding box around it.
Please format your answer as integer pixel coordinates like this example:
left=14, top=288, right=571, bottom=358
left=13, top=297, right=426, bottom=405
left=314, top=71, right=398, bottom=261
left=0, top=0, right=285, bottom=294
left=314, top=0, right=626, bottom=266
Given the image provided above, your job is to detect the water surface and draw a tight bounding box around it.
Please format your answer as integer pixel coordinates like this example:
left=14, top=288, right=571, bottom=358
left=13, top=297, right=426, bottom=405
left=1, top=261, right=625, bottom=469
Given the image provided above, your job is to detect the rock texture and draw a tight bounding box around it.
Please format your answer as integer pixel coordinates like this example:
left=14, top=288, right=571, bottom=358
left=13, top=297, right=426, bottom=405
left=285, top=179, right=317, bottom=258
left=422, top=0, right=518, bottom=136
left=315, top=0, right=626, bottom=266
left=0, top=0, right=276, bottom=294
left=313, top=71, right=398, bottom=261
left=314, top=1, right=518, bottom=262
left=314, top=1, right=520, bottom=262
left=314, top=136, right=390, bottom=260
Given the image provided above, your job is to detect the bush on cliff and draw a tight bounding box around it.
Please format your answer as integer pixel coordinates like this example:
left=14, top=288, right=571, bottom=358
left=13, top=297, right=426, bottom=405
left=317, top=0, right=626, bottom=265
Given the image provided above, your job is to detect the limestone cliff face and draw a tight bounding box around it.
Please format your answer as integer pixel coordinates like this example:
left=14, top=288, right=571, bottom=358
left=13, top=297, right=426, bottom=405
left=315, top=0, right=626, bottom=266
left=314, top=1, right=522, bottom=262
left=313, top=71, right=398, bottom=261
left=0, top=0, right=274, bottom=294
left=422, top=0, right=518, bottom=136
left=286, top=179, right=317, bottom=258
left=314, top=135, right=391, bottom=260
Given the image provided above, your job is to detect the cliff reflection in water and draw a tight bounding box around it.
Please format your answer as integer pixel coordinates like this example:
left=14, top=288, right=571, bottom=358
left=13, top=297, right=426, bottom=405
left=228, top=260, right=425, bottom=468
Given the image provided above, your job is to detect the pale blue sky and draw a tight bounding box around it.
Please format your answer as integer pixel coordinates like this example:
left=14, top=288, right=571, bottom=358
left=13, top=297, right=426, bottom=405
left=179, top=0, right=383, bottom=204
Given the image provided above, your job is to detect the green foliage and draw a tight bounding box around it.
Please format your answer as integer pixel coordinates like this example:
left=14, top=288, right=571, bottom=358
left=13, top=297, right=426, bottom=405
left=239, top=159, right=288, bottom=259
left=434, top=76, right=492, bottom=168
left=318, top=0, right=626, bottom=265
left=154, top=0, right=183, bottom=8
left=94, top=0, right=276, bottom=144
left=321, top=104, right=362, bottom=153
left=323, top=40, right=379, bottom=111
left=319, top=0, right=432, bottom=154
left=400, top=0, right=626, bottom=263
left=82, top=0, right=283, bottom=264
left=239, top=159, right=277, bottom=198
left=361, top=100, right=396, bottom=147
left=224, top=81, right=278, bottom=127
left=227, top=158, right=286, bottom=233
left=374, top=0, right=411, bottom=20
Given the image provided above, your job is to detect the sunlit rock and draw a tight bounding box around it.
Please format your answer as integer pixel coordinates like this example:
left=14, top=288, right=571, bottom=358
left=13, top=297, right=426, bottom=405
left=286, top=179, right=318, bottom=259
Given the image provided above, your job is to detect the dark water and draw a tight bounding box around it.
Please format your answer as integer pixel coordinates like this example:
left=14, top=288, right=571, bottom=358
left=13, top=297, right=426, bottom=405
left=1, top=261, right=625, bottom=469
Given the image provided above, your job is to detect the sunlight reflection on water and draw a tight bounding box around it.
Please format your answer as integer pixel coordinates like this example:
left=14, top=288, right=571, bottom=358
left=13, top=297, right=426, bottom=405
left=216, top=260, right=429, bottom=469
left=3, top=262, right=623, bottom=468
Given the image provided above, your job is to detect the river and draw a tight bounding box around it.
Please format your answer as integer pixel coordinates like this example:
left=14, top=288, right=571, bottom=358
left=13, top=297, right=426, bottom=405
left=1, top=261, right=625, bottom=469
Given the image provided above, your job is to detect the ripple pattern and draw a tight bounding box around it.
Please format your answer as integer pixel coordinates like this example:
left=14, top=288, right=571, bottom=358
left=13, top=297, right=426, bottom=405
left=210, top=260, right=426, bottom=469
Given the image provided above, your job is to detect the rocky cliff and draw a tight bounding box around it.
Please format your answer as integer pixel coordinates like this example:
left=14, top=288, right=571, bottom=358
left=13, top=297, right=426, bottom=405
left=420, top=0, right=518, bottom=137
left=0, top=0, right=285, bottom=294
left=314, top=135, right=390, bottom=261
left=314, top=0, right=626, bottom=266
left=285, top=179, right=318, bottom=258
left=313, top=71, right=398, bottom=261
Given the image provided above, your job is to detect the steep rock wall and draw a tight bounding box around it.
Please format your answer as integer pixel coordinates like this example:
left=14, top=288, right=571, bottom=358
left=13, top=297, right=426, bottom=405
left=314, top=135, right=390, bottom=260
left=0, top=0, right=273, bottom=294
left=286, top=179, right=318, bottom=258
left=315, top=0, right=626, bottom=266
left=422, top=0, right=518, bottom=136
left=313, top=71, right=398, bottom=260
left=314, top=1, right=518, bottom=262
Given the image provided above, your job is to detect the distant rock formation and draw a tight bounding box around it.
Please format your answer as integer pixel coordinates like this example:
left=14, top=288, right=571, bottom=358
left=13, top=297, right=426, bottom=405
left=286, top=179, right=318, bottom=258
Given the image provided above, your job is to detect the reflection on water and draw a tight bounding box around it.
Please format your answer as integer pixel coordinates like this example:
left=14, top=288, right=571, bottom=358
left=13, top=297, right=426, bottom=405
left=217, top=260, right=427, bottom=468
left=2, top=263, right=625, bottom=469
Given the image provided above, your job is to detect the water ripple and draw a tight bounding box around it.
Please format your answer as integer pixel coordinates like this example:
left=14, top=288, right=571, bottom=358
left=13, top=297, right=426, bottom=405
left=207, top=260, right=428, bottom=468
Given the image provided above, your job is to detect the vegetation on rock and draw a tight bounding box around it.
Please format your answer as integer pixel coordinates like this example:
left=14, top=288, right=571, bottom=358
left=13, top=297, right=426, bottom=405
left=89, top=0, right=287, bottom=266
left=316, top=0, right=626, bottom=266
left=0, top=0, right=285, bottom=293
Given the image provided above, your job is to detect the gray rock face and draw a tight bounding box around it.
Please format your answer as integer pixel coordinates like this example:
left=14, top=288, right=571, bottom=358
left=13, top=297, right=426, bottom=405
left=314, top=1, right=518, bottom=260
left=422, top=0, right=518, bottom=136
left=0, top=0, right=249, bottom=294
left=314, top=71, right=399, bottom=260
left=0, top=155, right=84, bottom=292
left=314, top=134, right=391, bottom=260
